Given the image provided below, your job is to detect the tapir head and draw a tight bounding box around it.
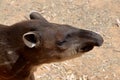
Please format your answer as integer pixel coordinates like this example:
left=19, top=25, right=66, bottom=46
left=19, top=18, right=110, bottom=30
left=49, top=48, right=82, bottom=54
left=22, top=12, right=103, bottom=63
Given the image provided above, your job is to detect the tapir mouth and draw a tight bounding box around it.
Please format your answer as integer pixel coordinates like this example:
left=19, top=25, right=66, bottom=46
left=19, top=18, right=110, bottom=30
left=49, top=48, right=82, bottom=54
left=76, top=41, right=102, bottom=53
left=76, top=42, right=96, bottom=52
left=81, top=42, right=94, bottom=52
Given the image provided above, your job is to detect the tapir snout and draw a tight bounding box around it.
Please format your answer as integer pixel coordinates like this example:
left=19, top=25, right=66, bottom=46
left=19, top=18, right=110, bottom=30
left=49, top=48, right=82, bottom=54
left=76, top=29, right=103, bottom=52
left=79, top=29, right=103, bottom=46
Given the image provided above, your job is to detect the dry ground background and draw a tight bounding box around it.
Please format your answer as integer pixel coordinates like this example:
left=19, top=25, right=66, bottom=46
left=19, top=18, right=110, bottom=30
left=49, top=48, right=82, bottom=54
left=0, top=0, right=120, bottom=80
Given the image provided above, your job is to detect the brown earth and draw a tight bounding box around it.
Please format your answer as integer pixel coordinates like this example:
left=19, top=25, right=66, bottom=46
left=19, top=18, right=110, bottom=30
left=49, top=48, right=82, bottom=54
left=0, top=0, right=120, bottom=80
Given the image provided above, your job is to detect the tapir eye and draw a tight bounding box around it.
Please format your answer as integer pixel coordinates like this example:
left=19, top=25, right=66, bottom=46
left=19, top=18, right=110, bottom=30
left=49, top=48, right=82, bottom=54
left=66, top=34, right=72, bottom=38
left=56, top=40, right=67, bottom=46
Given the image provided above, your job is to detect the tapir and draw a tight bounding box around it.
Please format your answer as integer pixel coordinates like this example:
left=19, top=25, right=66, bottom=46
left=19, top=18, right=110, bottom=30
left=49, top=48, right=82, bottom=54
left=0, top=12, right=103, bottom=80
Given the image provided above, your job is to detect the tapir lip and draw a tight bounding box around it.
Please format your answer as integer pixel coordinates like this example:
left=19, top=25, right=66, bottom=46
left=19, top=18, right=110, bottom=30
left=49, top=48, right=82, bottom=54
left=79, top=42, right=94, bottom=52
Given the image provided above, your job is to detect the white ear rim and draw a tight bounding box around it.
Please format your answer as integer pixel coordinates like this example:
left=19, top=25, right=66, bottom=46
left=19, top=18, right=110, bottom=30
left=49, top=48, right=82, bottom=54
left=23, top=32, right=37, bottom=48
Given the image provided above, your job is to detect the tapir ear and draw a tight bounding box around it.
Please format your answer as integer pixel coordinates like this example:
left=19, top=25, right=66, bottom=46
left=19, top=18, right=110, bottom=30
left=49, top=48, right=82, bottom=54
left=29, top=11, right=48, bottom=23
left=23, top=32, right=40, bottom=48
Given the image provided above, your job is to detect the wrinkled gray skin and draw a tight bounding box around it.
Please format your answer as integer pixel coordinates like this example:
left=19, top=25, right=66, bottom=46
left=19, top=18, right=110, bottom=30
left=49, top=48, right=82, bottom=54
left=0, top=12, right=103, bottom=80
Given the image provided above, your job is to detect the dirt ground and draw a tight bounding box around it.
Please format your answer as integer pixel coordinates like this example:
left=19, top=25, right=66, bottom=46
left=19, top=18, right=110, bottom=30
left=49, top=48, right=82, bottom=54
left=0, top=0, right=120, bottom=80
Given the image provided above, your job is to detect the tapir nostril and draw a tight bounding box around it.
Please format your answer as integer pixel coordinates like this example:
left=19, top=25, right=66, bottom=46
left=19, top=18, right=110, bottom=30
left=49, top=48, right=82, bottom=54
left=94, top=34, right=104, bottom=46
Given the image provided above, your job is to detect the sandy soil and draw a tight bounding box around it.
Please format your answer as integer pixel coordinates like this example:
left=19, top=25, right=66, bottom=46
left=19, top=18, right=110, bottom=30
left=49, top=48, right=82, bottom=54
left=0, top=0, right=120, bottom=80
